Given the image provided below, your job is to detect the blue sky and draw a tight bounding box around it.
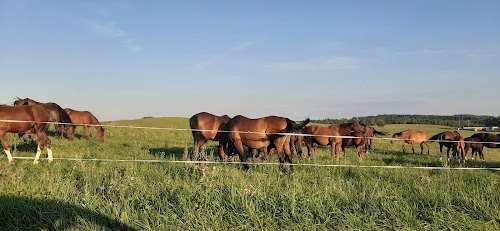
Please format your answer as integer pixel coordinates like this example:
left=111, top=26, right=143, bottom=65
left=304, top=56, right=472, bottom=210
left=1, top=0, right=499, bottom=121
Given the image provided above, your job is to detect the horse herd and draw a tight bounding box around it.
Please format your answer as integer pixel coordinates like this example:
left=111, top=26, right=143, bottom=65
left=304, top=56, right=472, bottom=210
left=0, top=98, right=104, bottom=164
left=191, top=112, right=500, bottom=173
left=1, top=104, right=499, bottom=171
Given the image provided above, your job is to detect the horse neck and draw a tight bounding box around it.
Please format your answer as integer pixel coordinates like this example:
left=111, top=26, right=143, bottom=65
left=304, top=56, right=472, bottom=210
left=336, top=124, right=353, bottom=135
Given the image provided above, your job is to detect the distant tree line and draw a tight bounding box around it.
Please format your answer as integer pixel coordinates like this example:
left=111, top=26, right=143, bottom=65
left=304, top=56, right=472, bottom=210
left=312, top=114, right=500, bottom=127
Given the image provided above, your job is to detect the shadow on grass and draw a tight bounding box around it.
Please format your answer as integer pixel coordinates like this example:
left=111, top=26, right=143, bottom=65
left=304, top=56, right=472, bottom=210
left=0, top=195, right=138, bottom=230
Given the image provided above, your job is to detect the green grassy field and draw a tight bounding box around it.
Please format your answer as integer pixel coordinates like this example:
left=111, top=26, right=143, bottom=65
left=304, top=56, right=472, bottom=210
left=1, top=117, right=499, bottom=230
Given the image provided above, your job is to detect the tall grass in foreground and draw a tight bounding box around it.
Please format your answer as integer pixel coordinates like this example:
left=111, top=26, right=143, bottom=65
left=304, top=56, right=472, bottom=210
left=0, top=118, right=499, bottom=230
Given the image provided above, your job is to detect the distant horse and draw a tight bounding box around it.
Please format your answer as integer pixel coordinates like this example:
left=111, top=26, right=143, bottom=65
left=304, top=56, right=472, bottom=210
left=0, top=105, right=53, bottom=164
left=451, top=136, right=466, bottom=162
left=362, top=125, right=387, bottom=153
left=429, top=131, right=461, bottom=161
left=464, top=137, right=484, bottom=161
left=341, top=131, right=368, bottom=161
left=64, top=108, right=104, bottom=142
left=13, top=98, right=74, bottom=140
left=391, top=130, right=430, bottom=154
left=189, top=112, right=231, bottom=159
left=303, top=121, right=365, bottom=161
left=226, top=115, right=310, bottom=173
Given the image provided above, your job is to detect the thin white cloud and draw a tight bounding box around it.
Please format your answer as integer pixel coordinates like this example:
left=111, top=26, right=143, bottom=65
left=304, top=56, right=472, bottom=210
left=265, top=56, right=358, bottom=72
left=193, top=41, right=255, bottom=70
left=86, top=20, right=143, bottom=52
left=394, top=48, right=447, bottom=56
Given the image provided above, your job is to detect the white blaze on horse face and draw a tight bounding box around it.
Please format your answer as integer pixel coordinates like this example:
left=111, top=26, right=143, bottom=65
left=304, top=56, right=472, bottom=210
left=47, top=148, right=53, bottom=163
left=4, top=149, right=13, bottom=162
left=33, top=146, right=42, bottom=164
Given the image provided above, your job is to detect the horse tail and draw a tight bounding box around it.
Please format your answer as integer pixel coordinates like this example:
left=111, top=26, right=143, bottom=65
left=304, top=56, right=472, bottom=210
left=56, top=105, right=72, bottom=126
left=373, top=128, right=387, bottom=136
left=293, top=118, right=310, bottom=130
left=429, top=133, right=443, bottom=142
left=280, top=118, right=311, bottom=135
left=189, top=114, right=202, bottom=144
left=90, top=113, right=105, bottom=142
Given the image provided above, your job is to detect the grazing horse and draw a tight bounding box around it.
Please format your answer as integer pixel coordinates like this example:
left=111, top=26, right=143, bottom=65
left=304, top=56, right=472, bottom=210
left=362, top=125, right=387, bottom=153
left=0, top=105, right=53, bottom=164
left=64, top=108, right=104, bottom=142
left=471, top=133, right=500, bottom=148
left=391, top=130, right=430, bottom=154
left=429, top=131, right=461, bottom=161
left=451, top=136, right=466, bottom=162
left=189, top=112, right=231, bottom=159
left=303, top=121, right=365, bottom=161
left=464, top=137, right=484, bottom=161
left=226, top=115, right=310, bottom=173
left=13, top=98, right=74, bottom=140
left=341, top=130, right=368, bottom=161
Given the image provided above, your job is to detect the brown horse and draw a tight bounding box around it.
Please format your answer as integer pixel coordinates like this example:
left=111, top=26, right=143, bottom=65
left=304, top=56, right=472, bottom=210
left=451, top=136, right=466, bottom=162
left=303, top=121, right=365, bottom=160
left=471, top=133, right=500, bottom=148
left=341, top=131, right=368, bottom=161
left=429, top=131, right=461, bottom=161
left=189, top=112, right=231, bottom=159
left=64, top=108, right=104, bottom=142
left=13, top=98, right=74, bottom=140
left=391, top=130, right=430, bottom=154
left=0, top=105, right=53, bottom=164
left=464, top=137, right=484, bottom=161
left=226, top=115, right=310, bottom=173
left=362, top=125, right=387, bottom=153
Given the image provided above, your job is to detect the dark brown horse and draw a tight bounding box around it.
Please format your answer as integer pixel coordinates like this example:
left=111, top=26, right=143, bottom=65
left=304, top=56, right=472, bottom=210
left=451, top=135, right=466, bottom=162
left=64, top=108, right=104, bottom=142
left=341, top=131, right=368, bottom=161
left=0, top=105, right=53, bottom=164
left=226, top=115, right=310, bottom=173
left=471, top=133, right=500, bottom=148
left=189, top=112, right=231, bottom=159
left=391, top=130, right=430, bottom=154
left=13, top=98, right=74, bottom=140
left=464, top=137, right=484, bottom=161
left=303, top=121, right=365, bottom=160
left=362, top=125, right=387, bottom=153
left=429, top=131, right=461, bottom=161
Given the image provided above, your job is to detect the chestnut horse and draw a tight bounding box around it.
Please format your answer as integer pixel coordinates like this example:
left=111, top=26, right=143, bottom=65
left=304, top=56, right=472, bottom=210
left=341, top=130, right=368, bottom=161
left=391, top=130, right=430, bottom=154
left=303, top=121, right=365, bottom=160
left=429, top=131, right=461, bottom=161
left=464, top=137, right=484, bottom=161
left=226, top=115, right=310, bottom=173
left=189, top=112, right=231, bottom=159
left=0, top=105, right=53, bottom=164
left=451, top=135, right=466, bottom=162
left=13, top=98, right=74, bottom=140
left=64, top=108, right=104, bottom=142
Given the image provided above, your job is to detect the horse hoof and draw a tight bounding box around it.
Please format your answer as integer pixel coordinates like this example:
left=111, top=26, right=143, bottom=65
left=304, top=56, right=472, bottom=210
left=33, top=160, right=39, bottom=165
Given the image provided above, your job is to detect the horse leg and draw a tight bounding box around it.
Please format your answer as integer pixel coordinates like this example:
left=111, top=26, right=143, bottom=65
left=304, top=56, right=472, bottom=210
left=284, top=140, right=294, bottom=174
left=356, top=145, right=363, bottom=161
left=439, top=144, right=443, bottom=161
left=1, top=133, right=13, bottom=162
left=296, top=140, right=303, bottom=158
left=420, top=143, right=424, bottom=155
left=304, top=137, right=314, bottom=157
left=411, top=143, right=415, bottom=154
left=402, top=143, right=407, bottom=153
left=330, top=143, right=336, bottom=160
left=335, top=142, right=342, bottom=161
left=233, top=140, right=248, bottom=171
left=82, top=126, right=88, bottom=139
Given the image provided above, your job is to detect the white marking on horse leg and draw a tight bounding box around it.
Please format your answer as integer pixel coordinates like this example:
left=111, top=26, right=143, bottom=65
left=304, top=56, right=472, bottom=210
left=33, top=146, right=41, bottom=164
left=47, top=148, right=53, bottom=163
left=4, top=149, right=13, bottom=162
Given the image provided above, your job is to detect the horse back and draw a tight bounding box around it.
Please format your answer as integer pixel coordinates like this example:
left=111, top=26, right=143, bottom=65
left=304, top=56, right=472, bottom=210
left=0, top=105, right=50, bottom=132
